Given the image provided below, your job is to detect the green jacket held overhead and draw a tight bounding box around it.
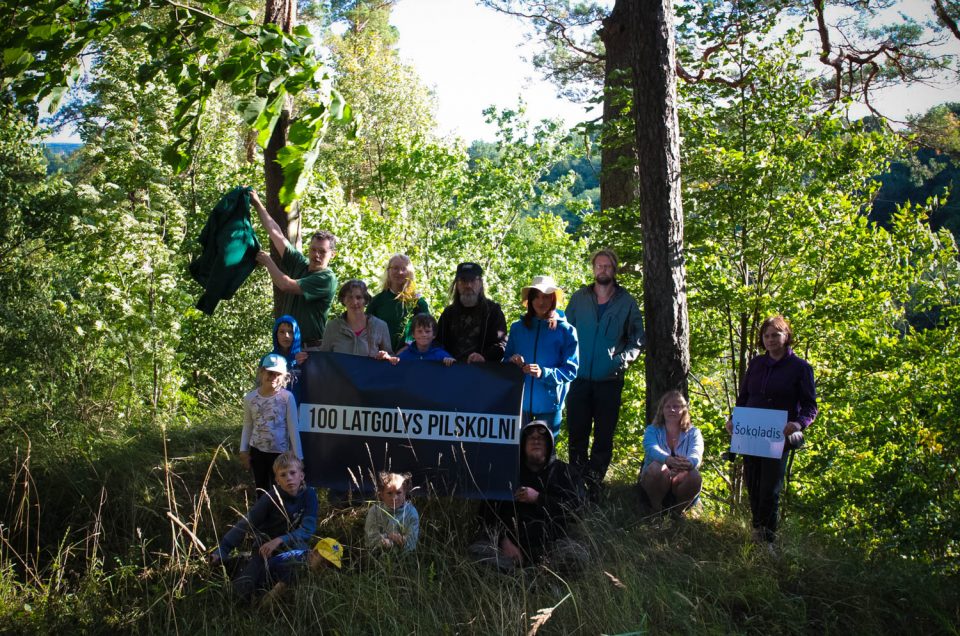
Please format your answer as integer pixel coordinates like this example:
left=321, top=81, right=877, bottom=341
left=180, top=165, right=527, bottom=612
left=189, top=186, right=261, bottom=315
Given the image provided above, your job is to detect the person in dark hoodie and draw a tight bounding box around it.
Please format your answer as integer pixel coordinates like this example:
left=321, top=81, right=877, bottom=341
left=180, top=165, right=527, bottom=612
left=272, top=314, right=306, bottom=404
left=468, top=421, right=588, bottom=574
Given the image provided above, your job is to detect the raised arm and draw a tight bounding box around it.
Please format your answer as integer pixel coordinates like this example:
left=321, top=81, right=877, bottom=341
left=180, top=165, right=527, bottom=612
left=249, top=189, right=288, bottom=256
left=256, top=250, right=303, bottom=295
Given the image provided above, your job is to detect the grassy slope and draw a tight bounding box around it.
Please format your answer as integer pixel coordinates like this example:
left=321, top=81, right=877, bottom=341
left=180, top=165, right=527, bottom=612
left=1, top=414, right=957, bottom=635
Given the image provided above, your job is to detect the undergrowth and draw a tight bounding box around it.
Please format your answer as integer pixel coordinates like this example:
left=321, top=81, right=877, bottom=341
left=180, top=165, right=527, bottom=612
left=1, top=413, right=957, bottom=635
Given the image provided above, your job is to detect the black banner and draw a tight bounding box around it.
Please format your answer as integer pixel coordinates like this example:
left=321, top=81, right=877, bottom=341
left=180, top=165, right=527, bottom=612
left=296, top=352, right=524, bottom=500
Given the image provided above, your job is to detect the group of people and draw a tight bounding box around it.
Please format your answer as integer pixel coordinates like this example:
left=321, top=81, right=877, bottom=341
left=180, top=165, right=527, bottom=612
left=211, top=188, right=818, bottom=603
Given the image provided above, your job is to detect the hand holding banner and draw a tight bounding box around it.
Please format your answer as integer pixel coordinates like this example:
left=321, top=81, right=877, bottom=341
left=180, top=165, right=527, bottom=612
left=730, top=406, right=787, bottom=459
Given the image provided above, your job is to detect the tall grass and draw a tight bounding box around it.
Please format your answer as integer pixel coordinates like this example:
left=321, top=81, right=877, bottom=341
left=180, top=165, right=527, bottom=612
left=1, top=412, right=958, bottom=635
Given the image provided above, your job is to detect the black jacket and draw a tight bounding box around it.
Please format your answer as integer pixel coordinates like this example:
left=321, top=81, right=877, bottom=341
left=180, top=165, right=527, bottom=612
left=189, top=186, right=261, bottom=315
left=437, top=297, right=507, bottom=362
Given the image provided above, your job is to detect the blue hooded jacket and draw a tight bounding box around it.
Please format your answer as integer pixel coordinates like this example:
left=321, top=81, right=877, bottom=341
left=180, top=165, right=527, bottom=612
left=272, top=315, right=303, bottom=403
left=503, top=315, right=579, bottom=417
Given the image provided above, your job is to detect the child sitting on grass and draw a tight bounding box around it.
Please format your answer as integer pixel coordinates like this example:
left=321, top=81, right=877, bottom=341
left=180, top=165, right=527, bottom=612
left=365, top=471, right=420, bottom=553
left=395, top=313, right=455, bottom=365
left=240, top=352, right=302, bottom=493
left=210, top=451, right=318, bottom=604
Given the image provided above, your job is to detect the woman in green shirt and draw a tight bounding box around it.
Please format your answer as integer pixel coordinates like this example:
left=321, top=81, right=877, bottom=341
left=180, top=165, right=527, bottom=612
left=367, top=254, right=429, bottom=352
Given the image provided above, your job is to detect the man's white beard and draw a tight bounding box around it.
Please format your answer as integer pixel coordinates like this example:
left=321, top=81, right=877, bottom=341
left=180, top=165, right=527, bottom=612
left=460, top=291, right=479, bottom=307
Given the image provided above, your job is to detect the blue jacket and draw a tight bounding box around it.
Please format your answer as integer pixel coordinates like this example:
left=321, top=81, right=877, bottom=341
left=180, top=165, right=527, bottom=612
left=503, top=316, right=579, bottom=416
left=398, top=343, right=453, bottom=362
left=642, top=424, right=704, bottom=470
left=565, top=284, right=644, bottom=382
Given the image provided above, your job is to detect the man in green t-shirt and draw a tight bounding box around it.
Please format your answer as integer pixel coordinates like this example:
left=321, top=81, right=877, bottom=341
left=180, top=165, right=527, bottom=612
left=250, top=190, right=338, bottom=348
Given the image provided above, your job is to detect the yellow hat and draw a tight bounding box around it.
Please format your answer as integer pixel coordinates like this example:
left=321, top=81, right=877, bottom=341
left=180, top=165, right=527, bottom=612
left=313, top=537, right=343, bottom=569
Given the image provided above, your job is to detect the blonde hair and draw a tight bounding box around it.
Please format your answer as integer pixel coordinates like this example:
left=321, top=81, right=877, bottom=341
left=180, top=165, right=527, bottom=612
left=377, top=471, right=412, bottom=494
left=273, top=451, right=304, bottom=476
left=381, top=254, right=422, bottom=305
left=653, top=390, right=692, bottom=432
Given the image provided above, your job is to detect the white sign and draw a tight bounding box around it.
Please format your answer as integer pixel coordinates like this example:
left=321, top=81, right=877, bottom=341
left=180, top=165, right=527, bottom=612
left=299, top=403, right=520, bottom=445
left=731, top=407, right=787, bottom=459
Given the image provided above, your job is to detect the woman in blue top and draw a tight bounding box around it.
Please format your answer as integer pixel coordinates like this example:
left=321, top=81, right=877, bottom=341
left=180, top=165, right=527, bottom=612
left=503, top=275, right=579, bottom=436
left=640, top=390, right=703, bottom=516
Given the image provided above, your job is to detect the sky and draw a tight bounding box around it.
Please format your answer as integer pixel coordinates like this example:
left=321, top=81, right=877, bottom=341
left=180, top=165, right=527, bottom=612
left=391, top=0, right=595, bottom=142
left=391, top=0, right=960, bottom=141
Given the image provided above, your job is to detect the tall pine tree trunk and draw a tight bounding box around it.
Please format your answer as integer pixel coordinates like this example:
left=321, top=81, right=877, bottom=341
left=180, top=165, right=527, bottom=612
left=599, top=3, right=639, bottom=213
left=624, top=0, right=690, bottom=421
left=263, top=0, right=301, bottom=315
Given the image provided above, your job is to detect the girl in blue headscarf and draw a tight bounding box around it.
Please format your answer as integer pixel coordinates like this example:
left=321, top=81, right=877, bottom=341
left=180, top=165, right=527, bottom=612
left=272, top=314, right=306, bottom=404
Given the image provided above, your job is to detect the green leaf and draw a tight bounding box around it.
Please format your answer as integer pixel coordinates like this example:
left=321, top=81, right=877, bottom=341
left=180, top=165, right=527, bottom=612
left=215, top=59, right=241, bottom=83
left=234, top=96, right=267, bottom=126
left=287, top=118, right=319, bottom=146
left=45, top=85, right=67, bottom=112
left=227, top=2, right=256, bottom=20
left=161, top=144, right=190, bottom=173
left=137, top=62, right=159, bottom=85
left=27, top=23, right=60, bottom=39
left=3, top=47, right=34, bottom=68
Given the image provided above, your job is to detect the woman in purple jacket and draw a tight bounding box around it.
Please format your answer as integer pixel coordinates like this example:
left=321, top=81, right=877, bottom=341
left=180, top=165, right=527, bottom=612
left=727, top=315, right=817, bottom=546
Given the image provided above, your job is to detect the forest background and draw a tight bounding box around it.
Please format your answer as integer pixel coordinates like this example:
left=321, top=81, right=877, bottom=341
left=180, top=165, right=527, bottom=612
left=2, top=0, right=960, bottom=633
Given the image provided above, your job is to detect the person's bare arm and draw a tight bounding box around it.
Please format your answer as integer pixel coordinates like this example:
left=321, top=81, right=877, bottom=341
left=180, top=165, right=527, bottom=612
left=256, top=251, right=303, bottom=295
left=249, top=189, right=288, bottom=256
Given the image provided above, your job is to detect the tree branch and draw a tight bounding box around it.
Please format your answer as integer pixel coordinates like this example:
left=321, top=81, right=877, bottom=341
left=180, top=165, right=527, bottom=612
left=480, top=1, right=605, bottom=62
left=933, top=0, right=960, bottom=40
left=160, top=0, right=252, bottom=34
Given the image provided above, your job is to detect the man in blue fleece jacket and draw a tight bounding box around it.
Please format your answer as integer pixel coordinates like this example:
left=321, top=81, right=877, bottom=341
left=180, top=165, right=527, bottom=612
left=565, top=249, right=645, bottom=501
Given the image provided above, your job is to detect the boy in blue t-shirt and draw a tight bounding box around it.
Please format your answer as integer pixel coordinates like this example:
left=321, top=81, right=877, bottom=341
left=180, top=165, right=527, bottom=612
left=395, top=314, right=455, bottom=365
